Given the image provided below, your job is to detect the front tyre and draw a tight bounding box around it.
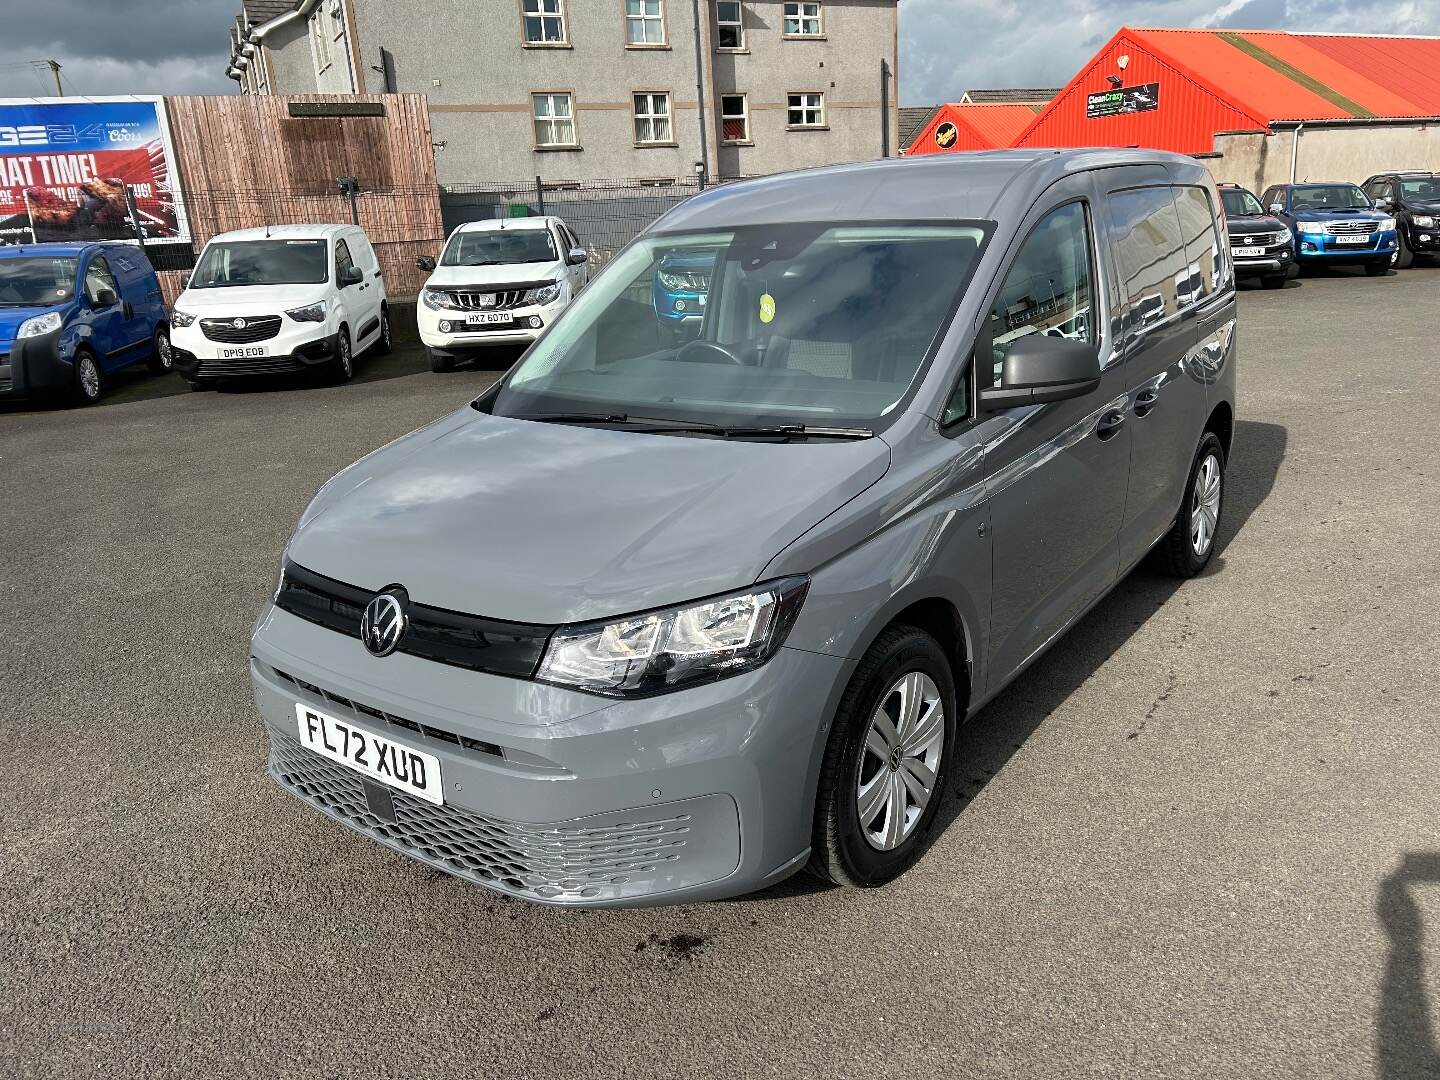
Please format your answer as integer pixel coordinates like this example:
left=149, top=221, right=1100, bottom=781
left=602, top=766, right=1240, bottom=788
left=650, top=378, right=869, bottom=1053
left=328, top=325, right=354, bottom=383
left=1260, top=272, right=1287, bottom=290
left=372, top=305, right=393, bottom=356
left=73, top=349, right=103, bottom=405
left=1395, top=230, right=1414, bottom=270
left=147, top=326, right=173, bottom=374
left=1155, top=432, right=1225, bottom=578
left=427, top=345, right=456, bottom=373
left=1365, top=259, right=1391, bottom=277
left=808, top=626, right=957, bottom=888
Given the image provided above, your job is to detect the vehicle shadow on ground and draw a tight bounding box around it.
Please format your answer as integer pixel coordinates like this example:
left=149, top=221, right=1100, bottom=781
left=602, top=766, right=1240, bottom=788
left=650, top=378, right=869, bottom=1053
left=744, top=419, right=1288, bottom=902
left=1377, top=853, right=1440, bottom=1079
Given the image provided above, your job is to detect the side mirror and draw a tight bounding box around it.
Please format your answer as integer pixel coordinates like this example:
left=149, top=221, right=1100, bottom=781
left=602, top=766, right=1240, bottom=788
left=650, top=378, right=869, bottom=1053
left=92, top=287, right=118, bottom=308
left=179, top=273, right=191, bottom=289
left=1268, top=203, right=1284, bottom=215
left=566, top=246, right=590, bottom=266
left=340, top=264, right=364, bottom=286
left=415, top=255, right=437, bottom=272
left=1374, top=197, right=1392, bottom=210
left=977, top=335, right=1101, bottom=411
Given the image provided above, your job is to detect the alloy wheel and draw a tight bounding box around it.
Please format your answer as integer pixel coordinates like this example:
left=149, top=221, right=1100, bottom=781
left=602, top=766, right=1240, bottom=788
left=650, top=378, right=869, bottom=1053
left=1190, top=453, right=1222, bottom=556
left=857, top=671, right=945, bottom=851
left=156, top=331, right=173, bottom=370
left=78, top=355, right=101, bottom=401
left=339, top=333, right=353, bottom=377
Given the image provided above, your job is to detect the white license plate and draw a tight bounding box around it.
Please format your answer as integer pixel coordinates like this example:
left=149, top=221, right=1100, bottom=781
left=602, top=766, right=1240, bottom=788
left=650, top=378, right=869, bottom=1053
left=465, top=312, right=513, bottom=326
left=1334, top=234, right=1370, bottom=245
left=1231, top=246, right=1265, bottom=257
left=220, top=346, right=267, bottom=358
left=295, top=703, right=443, bottom=805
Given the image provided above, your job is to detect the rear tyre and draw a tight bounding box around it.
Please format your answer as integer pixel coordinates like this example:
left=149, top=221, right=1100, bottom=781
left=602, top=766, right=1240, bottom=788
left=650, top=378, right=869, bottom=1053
left=1154, top=432, right=1225, bottom=579
left=146, top=326, right=173, bottom=374
left=1260, top=273, right=1287, bottom=290
left=1365, top=259, right=1390, bottom=277
left=73, top=349, right=103, bottom=405
left=807, top=625, right=957, bottom=889
left=372, top=305, right=393, bottom=356
left=1395, top=231, right=1415, bottom=270
left=427, top=345, right=456, bottom=373
left=328, top=326, right=354, bottom=383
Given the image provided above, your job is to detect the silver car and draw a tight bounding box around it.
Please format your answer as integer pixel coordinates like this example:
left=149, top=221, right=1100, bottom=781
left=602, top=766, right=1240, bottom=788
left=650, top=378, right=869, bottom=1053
left=251, top=149, right=1237, bottom=906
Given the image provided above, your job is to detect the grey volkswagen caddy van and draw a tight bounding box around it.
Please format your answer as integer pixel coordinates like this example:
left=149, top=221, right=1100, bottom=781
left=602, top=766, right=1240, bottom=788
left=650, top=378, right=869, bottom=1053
left=251, top=149, right=1236, bottom=906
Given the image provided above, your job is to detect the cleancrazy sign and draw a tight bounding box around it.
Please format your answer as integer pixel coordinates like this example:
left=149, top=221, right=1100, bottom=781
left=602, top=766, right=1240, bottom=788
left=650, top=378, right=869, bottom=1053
left=1086, top=82, right=1160, bottom=120
left=0, top=96, right=187, bottom=246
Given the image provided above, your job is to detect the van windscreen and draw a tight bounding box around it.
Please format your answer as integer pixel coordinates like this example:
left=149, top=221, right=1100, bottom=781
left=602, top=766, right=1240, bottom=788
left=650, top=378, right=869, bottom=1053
left=190, top=239, right=329, bottom=287
left=0, top=256, right=78, bottom=307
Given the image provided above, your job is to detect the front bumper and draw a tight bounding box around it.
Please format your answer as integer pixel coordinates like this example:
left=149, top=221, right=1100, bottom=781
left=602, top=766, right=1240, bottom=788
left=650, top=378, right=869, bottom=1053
left=250, top=604, right=850, bottom=907
left=1404, top=223, right=1440, bottom=251
left=0, top=329, right=71, bottom=399
left=171, top=331, right=340, bottom=380
left=1294, top=229, right=1397, bottom=261
left=417, top=297, right=564, bottom=349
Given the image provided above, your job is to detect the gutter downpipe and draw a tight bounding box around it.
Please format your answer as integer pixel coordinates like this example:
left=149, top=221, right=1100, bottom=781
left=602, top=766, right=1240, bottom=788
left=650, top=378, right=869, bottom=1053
left=233, top=0, right=323, bottom=79
left=1290, top=122, right=1304, bottom=183
left=690, top=0, right=711, bottom=185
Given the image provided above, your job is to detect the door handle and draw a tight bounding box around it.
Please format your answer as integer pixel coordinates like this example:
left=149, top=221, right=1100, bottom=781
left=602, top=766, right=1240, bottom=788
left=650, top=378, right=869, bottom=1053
left=1096, top=409, right=1126, bottom=440
left=1134, top=389, right=1159, bottom=417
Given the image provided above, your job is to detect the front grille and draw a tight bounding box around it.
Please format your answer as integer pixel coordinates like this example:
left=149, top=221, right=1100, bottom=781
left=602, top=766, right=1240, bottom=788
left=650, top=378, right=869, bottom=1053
left=1232, top=230, right=1288, bottom=246
left=269, top=731, right=694, bottom=902
left=195, top=356, right=305, bottom=378
left=441, top=288, right=534, bottom=311
left=271, top=666, right=508, bottom=762
left=1325, top=220, right=1379, bottom=235
left=201, top=315, right=283, bottom=343
left=275, top=561, right=554, bottom=679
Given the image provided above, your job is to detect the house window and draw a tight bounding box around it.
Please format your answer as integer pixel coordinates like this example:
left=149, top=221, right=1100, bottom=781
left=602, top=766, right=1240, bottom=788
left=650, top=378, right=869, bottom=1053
left=626, top=0, right=665, bottom=45
left=522, top=0, right=567, bottom=44
left=788, top=92, right=824, bottom=128
left=716, top=1, right=744, bottom=49
left=783, top=2, right=821, bottom=36
left=633, top=92, right=673, bottom=145
left=310, top=8, right=333, bottom=73
left=720, top=94, right=749, bottom=142
left=533, top=92, right=577, bottom=147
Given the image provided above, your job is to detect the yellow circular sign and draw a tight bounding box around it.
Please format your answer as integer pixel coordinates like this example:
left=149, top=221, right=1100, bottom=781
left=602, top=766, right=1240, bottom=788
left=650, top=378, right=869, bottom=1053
left=759, top=293, right=776, bottom=324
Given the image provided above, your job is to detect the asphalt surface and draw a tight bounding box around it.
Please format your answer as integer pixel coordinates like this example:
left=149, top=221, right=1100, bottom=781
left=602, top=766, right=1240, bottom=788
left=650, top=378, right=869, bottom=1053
left=3, top=266, right=1439, bottom=1079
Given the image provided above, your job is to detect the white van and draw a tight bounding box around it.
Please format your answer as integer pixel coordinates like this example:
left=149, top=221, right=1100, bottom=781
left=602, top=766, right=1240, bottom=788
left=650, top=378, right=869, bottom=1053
left=169, top=224, right=390, bottom=387
left=416, top=216, right=589, bottom=372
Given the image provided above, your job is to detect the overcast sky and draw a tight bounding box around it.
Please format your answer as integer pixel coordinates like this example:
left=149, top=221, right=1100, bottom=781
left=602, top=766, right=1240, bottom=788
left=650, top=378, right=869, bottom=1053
left=1, top=0, right=1438, bottom=104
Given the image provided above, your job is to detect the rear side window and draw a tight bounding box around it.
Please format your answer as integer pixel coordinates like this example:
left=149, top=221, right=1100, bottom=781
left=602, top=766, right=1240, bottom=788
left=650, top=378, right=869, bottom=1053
left=336, top=239, right=355, bottom=280
left=1105, top=186, right=1187, bottom=339
left=1172, top=185, right=1227, bottom=301
left=84, top=256, right=118, bottom=304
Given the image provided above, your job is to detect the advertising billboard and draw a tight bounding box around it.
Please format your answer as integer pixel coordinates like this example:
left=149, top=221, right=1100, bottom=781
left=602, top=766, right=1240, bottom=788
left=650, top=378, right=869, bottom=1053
left=0, top=96, right=187, bottom=246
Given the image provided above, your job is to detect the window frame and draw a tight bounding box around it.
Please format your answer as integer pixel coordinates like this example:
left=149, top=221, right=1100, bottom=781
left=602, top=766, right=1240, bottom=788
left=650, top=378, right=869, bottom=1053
left=941, top=197, right=1101, bottom=430
left=782, top=1, right=823, bottom=37
left=715, top=1, right=746, bottom=50
left=720, top=93, right=750, bottom=145
left=632, top=90, right=675, bottom=147
left=531, top=90, right=579, bottom=149
left=624, top=0, right=668, bottom=48
left=520, top=0, right=570, bottom=47
left=309, top=7, right=333, bottom=74
left=334, top=238, right=356, bottom=285
left=787, top=91, right=825, bottom=130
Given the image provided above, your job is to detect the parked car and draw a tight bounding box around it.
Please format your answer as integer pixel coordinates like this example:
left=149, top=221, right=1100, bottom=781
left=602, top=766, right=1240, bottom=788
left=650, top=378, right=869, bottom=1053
left=252, top=149, right=1236, bottom=907
left=651, top=249, right=715, bottom=324
left=0, top=242, right=170, bottom=405
left=168, top=224, right=390, bottom=389
left=1218, top=183, right=1295, bottom=288
left=1257, top=182, right=1396, bottom=275
left=416, top=216, right=589, bottom=372
left=1362, top=171, right=1440, bottom=268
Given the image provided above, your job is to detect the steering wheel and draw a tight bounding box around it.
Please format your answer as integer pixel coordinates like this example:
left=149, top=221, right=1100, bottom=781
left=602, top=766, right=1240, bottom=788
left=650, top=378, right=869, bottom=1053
left=675, top=339, right=745, bottom=366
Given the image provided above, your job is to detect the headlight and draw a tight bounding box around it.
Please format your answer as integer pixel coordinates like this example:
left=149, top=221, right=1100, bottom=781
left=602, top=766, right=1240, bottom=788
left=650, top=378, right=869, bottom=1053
left=16, top=311, right=62, bottom=339
left=536, top=577, right=809, bottom=697
left=658, top=270, right=691, bottom=291
left=421, top=287, right=454, bottom=310
left=170, top=308, right=196, bottom=328
left=1297, top=221, right=1325, bottom=234
left=1414, top=215, right=1435, bottom=228
left=1378, top=216, right=1397, bottom=232
left=526, top=282, right=562, bottom=305
left=285, top=300, right=327, bottom=322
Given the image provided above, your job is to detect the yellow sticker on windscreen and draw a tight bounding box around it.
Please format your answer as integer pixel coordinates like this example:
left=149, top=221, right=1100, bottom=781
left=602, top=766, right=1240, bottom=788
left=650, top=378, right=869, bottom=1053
left=759, top=293, right=776, bottom=324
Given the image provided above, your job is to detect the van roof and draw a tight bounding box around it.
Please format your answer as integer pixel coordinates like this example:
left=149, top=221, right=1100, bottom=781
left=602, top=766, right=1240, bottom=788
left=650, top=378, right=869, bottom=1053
left=206, top=224, right=358, bottom=243
left=0, top=242, right=105, bottom=257
left=453, top=216, right=563, bottom=233
left=654, top=148, right=1212, bottom=233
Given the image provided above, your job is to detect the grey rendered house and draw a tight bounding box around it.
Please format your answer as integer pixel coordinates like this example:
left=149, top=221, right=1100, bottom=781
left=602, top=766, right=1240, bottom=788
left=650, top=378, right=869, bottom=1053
left=227, top=0, right=901, bottom=183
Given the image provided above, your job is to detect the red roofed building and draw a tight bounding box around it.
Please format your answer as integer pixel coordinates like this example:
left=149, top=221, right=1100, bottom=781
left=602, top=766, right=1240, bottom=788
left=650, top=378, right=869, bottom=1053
left=905, top=103, right=1043, bottom=155
left=1015, top=27, right=1440, bottom=155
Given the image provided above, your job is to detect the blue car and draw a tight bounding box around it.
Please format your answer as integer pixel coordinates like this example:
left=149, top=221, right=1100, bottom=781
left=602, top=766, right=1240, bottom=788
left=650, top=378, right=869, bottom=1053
left=1258, top=182, right=1397, bottom=276
left=652, top=250, right=715, bottom=322
left=0, top=242, right=171, bottom=405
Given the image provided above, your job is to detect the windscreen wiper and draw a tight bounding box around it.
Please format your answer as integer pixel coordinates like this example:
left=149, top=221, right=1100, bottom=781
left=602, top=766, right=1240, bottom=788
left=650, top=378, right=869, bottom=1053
left=626, top=423, right=874, bottom=440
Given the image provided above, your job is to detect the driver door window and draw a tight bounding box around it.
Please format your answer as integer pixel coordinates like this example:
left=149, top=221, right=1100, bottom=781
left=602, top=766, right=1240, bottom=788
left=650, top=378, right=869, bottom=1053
left=85, top=257, right=118, bottom=306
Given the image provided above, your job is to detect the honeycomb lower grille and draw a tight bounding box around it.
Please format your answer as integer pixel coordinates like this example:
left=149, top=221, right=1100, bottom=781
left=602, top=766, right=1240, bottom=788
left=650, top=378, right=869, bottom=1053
left=269, top=732, right=696, bottom=902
